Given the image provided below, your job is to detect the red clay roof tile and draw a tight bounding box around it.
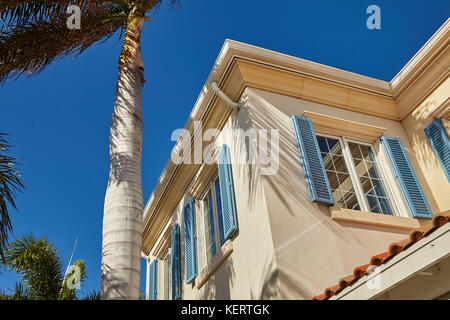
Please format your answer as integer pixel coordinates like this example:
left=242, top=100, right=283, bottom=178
left=312, top=213, right=449, bottom=300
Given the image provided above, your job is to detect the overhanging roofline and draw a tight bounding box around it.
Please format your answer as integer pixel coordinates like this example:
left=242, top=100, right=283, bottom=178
left=330, top=223, right=450, bottom=300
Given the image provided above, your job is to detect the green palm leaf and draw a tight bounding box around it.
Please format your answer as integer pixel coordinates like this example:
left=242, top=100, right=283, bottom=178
left=0, top=0, right=179, bottom=85
left=0, top=3, right=128, bottom=85
left=3, top=234, right=63, bottom=299
left=0, top=133, right=23, bottom=259
left=2, top=234, right=92, bottom=300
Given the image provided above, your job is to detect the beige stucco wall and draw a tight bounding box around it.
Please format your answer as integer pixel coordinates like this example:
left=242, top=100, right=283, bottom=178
left=150, top=102, right=281, bottom=300
left=147, top=81, right=448, bottom=300
left=244, top=87, right=433, bottom=299
left=400, top=77, right=450, bottom=214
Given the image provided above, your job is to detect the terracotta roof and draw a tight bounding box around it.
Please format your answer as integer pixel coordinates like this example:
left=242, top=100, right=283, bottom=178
left=312, top=213, right=450, bottom=300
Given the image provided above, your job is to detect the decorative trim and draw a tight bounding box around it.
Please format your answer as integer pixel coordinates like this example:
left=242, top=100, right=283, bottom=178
left=235, top=60, right=399, bottom=120
left=151, top=221, right=175, bottom=259
left=302, top=112, right=386, bottom=143
left=431, top=97, right=450, bottom=119
left=391, top=19, right=450, bottom=98
left=195, top=240, right=233, bottom=289
left=331, top=207, right=430, bottom=230
left=189, top=147, right=220, bottom=199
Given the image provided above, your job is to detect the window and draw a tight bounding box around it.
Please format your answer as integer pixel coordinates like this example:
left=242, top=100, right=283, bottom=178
left=317, top=135, right=394, bottom=215
left=347, top=142, right=393, bottom=214
left=148, top=224, right=181, bottom=300
left=184, top=144, right=238, bottom=283
left=318, top=136, right=358, bottom=210
left=201, top=190, right=216, bottom=263
left=162, top=250, right=171, bottom=300
left=200, top=176, right=226, bottom=267
left=292, top=115, right=432, bottom=219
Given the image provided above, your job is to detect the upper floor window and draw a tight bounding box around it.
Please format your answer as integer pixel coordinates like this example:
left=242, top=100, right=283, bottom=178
left=317, top=135, right=393, bottom=215
left=161, top=250, right=171, bottom=300
left=200, top=176, right=226, bottom=267
left=292, top=115, right=433, bottom=219
left=148, top=224, right=181, bottom=300
left=183, top=144, right=239, bottom=284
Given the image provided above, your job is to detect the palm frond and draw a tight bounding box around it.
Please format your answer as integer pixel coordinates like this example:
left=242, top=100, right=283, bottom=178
left=0, top=5, right=127, bottom=85
left=82, top=290, right=101, bottom=300
left=0, top=0, right=181, bottom=86
left=9, top=282, right=31, bottom=299
left=0, top=133, right=23, bottom=260
left=60, top=259, right=87, bottom=300
left=3, top=234, right=63, bottom=299
left=0, top=0, right=131, bottom=31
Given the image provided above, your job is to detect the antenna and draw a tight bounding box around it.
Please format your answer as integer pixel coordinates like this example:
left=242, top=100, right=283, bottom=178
left=63, top=237, right=78, bottom=282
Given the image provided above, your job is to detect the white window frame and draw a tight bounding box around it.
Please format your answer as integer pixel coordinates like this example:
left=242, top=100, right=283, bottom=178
left=160, top=248, right=171, bottom=300
left=317, top=133, right=400, bottom=216
left=200, top=174, right=223, bottom=268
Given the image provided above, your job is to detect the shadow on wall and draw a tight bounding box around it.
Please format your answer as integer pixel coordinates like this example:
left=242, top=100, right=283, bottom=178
left=250, top=256, right=280, bottom=300
left=407, top=98, right=446, bottom=212
left=199, top=256, right=235, bottom=300
left=199, top=254, right=281, bottom=300
left=245, top=91, right=416, bottom=299
left=230, top=101, right=261, bottom=213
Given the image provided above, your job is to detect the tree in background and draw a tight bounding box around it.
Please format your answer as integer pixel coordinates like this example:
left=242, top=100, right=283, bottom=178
left=0, top=1, right=179, bottom=299
left=0, top=133, right=23, bottom=259
left=0, top=234, right=97, bottom=300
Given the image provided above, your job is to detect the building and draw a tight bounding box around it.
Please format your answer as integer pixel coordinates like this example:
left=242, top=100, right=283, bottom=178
left=141, top=19, right=450, bottom=300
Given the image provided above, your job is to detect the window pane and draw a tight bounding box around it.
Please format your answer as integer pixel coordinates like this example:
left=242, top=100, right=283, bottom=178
left=163, top=254, right=170, bottom=300
left=202, top=191, right=216, bottom=264
left=316, top=136, right=360, bottom=210
left=348, top=142, right=393, bottom=215
left=215, top=178, right=226, bottom=246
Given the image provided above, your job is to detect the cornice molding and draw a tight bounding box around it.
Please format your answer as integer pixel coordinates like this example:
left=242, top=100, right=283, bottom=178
left=391, top=18, right=450, bottom=98
left=431, top=97, right=450, bottom=119
left=303, top=112, right=386, bottom=143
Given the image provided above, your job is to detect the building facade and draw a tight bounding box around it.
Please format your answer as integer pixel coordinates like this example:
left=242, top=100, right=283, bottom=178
left=142, top=20, right=450, bottom=300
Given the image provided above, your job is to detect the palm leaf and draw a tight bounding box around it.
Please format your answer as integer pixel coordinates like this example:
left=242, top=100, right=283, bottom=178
left=0, top=0, right=132, bottom=30
left=3, top=234, right=64, bottom=299
left=0, top=4, right=127, bottom=85
left=0, top=0, right=180, bottom=86
left=60, top=259, right=87, bottom=300
left=0, top=133, right=23, bottom=259
left=82, top=290, right=101, bottom=300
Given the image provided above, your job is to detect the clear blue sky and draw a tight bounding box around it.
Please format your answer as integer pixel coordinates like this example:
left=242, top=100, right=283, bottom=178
left=0, top=0, right=448, bottom=297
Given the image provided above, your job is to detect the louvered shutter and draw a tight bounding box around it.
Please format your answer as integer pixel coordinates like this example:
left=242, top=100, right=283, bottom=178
left=183, top=199, right=198, bottom=283
left=291, top=115, right=334, bottom=205
left=217, top=144, right=238, bottom=240
left=425, top=119, right=450, bottom=182
left=380, top=136, right=432, bottom=219
left=171, top=224, right=181, bottom=300
left=149, top=259, right=158, bottom=300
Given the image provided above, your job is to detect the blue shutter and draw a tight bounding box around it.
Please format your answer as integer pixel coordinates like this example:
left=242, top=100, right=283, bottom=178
left=215, top=182, right=226, bottom=246
left=380, top=136, right=433, bottom=219
left=217, top=144, right=238, bottom=240
left=425, top=119, right=450, bottom=182
left=171, top=224, right=181, bottom=300
left=291, top=115, right=334, bottom=205
left=183, top=199, right=198, bottom=283
left=149, top=259, right=158, bottom=300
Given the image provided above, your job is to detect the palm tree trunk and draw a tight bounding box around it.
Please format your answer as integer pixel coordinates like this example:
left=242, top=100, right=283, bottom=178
left=101, top=16, right=148, bottom=300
